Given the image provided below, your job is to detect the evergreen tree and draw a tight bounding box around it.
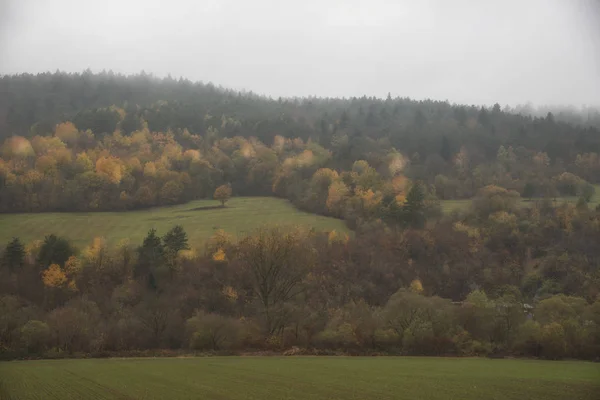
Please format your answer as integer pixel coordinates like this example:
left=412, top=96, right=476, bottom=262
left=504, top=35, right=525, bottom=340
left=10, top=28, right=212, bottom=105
left=522, top=182, right=536, bottom=200
left=478, top=107, right=491, bottom=128
left=37, top=235, right=75, bottom=268
left=1, top=237, right=25, bottom=271
left=440, top=136, right=452, bottom=162
left=136, top=229, right=165, bottom=284
left=339, top=111, right=349, bottom=128
left=404, top=182, right=426, bottom=228
left=454, top=106, right=467, bottom=126
left=415, top=109, right=426, bottom=128
left=163, top=225, right=189, bottom=254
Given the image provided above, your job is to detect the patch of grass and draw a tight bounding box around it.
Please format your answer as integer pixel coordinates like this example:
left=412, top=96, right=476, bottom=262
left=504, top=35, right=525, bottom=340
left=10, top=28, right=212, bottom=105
left=440, top=184, right=600, bottom=214
left=0, top=357, right=598, bottom=400
left=0, top=197, right=348, bottom=248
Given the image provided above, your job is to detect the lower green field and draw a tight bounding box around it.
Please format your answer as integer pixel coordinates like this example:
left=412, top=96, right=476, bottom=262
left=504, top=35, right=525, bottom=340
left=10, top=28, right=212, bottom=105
left=440, top=186, right=600, bottom=214
left=0, top=197, right=348, bottom=248
left=0, top=357, right=598, bottom=400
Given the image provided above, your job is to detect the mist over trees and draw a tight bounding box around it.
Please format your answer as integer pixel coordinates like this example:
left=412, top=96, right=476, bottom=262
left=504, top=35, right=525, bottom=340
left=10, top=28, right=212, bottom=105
left=1, top=71, right=600, bottom=360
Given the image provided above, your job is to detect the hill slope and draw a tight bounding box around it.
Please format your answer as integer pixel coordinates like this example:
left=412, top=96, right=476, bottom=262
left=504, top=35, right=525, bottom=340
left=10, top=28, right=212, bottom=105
left=0, top=197, right=348, bottom=247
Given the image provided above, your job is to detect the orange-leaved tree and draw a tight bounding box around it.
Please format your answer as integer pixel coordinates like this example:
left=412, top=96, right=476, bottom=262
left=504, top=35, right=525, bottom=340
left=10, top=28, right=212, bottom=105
left=214, top=184, right=232, bottom=207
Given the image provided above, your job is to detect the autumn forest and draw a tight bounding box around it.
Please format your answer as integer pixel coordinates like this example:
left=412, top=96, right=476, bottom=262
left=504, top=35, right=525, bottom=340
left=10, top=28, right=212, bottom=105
left=1, top=71, right=599, bottom=361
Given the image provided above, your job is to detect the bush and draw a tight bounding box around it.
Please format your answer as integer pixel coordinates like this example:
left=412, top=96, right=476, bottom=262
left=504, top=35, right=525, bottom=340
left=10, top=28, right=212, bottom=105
left=513, top=320, right=542, bottom=357
left=20, top=320, right=50, bottom=354
left=540, top=322, right=566, bottom=360
left=186, top=311, right=242, bottom=351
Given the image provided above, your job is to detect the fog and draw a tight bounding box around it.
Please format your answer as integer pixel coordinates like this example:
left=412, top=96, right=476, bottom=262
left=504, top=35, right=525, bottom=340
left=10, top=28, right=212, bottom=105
left=1, top=0, right=599, bottom=106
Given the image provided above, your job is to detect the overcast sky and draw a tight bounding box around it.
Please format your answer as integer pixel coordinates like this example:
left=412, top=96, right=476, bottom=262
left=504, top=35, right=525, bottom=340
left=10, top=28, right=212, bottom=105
left=1, top=0, right=599, bottom=106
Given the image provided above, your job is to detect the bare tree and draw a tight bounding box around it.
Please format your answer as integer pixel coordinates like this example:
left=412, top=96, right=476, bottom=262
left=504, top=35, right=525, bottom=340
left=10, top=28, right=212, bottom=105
left=236, top=227, right=314, bottom=336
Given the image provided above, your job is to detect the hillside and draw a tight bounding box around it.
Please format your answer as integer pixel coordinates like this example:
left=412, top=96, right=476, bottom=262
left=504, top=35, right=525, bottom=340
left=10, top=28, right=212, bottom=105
left=2, top=72, right=600, bottom=222
left=0, top=197, right=348, bottom=247
left=1, top=71, right=600, bottom=363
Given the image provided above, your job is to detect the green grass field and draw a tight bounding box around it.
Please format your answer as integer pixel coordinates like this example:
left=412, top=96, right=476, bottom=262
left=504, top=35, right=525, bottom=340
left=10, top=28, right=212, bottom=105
left=0, top=357, right=598, bottom=400
left=0, top=197, right=348, bottom=248
left=440, top=185, right=600, bottom=214
left=2, top=187, right=599, bottom=249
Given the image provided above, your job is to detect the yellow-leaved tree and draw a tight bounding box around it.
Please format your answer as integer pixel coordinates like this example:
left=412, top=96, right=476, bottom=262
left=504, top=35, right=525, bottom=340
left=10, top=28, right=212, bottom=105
left=214, top=184, right=232, bottom=207
left=212, top=248, right=227, bottom=262
left=326, top=181, right=349, bottom=217
left=409, top=279, right=424, bottom=294
left=54, top=121, right=79, bottom=145
left=42, top=264, right=67, bottom=288
left=95, top=156, right=124, bottom=184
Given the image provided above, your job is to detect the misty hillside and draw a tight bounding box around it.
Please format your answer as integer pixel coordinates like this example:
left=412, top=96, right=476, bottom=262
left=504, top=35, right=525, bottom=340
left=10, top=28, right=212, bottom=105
left=2, top=71, right=600, bottom=364
left=2, top=71, right=600, bottom=157
left=2, top=71, right=600, bottom=215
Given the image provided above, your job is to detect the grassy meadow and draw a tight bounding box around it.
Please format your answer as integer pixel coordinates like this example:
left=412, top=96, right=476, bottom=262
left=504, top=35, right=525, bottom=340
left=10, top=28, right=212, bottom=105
left=1, top=187, right=599, bottom=248
left=440, top=184, right=600, bottom=214
left=0, top=197, right=348, bottom=247
left=0, top=357, right=598, bottom=400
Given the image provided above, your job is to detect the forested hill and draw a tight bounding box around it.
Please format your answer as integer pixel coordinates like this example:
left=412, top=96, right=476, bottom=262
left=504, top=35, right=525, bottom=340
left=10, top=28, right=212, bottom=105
left=2, top=70, right=600, bottom=216
left=2, top=71, right=600, bottom=361
left=2, top=71, right=600, bottom=156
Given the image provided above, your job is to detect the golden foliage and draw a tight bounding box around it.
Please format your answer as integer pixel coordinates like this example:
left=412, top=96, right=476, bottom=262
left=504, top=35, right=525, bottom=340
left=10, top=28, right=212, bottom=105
left=326, top=181, right=350, bottom=212
left=453, top=222, right=480, bottom=238
left=21, top=170, right=43, bottom=186
left=95, top=156, right=123, bottom=184
left=222, top=285, right=238, bottom=301
left=395, top=193, right=407, bottom=205
left=178, top=249, right=197, bottom=261
left=409, top=279, right=424, bottom=294
left=328, top=230, right=338, bottom=244
left=163, top=143, right=183, bottom=161
left=54, top=122, right=79, bottom=144
left=283, top=150, right=315, bottom=170
left=183, top=149, right=201, bottom=161
left=2, top=136, right=34, bottom=158
left=109, top=105, right=126, bottom=121
left=388, top=152, right=408, bottom=176
left=31, top=136, right=66, bottom=155
left=489, top=211, right=518, bottom=226
left=67, top=280, right=78, bottom=291
left=75, top=152, right=94, bottom=172
left=214, top=184, right=232, bottom=205
left=391, top=175, right=409, bottom=193
left=64, top=256, right=82, bottom=275
left=355, top=188, right=382, bottom=209
left=556, top=204, right=576, bottom=233
left=53, top=148, right=72, bottom=166
left=212, top=248, right=227, bottom=262
left=42, top=264, right=67, bottom=288
left=208, top=229, right=232, bottom=253
left=313, top=168, right=339, bottom=184
left=240, top=142, right=256, bottom=159
left=84, top=237, right=107, bottom=258
left=143, top=161, right=157, bottom=177
left=272, top=135, right=289, bottom=152
left=35, top=155, right=57, bottom=174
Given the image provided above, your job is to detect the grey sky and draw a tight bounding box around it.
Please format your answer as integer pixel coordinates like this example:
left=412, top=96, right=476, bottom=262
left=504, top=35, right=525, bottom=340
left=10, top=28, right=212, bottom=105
left=1, top=0, right=599, bottom=106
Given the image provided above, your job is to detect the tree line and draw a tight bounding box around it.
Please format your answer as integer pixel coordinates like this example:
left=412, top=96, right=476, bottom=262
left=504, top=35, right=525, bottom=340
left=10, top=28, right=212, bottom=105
left=1, top=193, right=600, bottom=360
left=1, top=109, right=599, bottom=226
left=2, top=72, right=600, bottom=216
